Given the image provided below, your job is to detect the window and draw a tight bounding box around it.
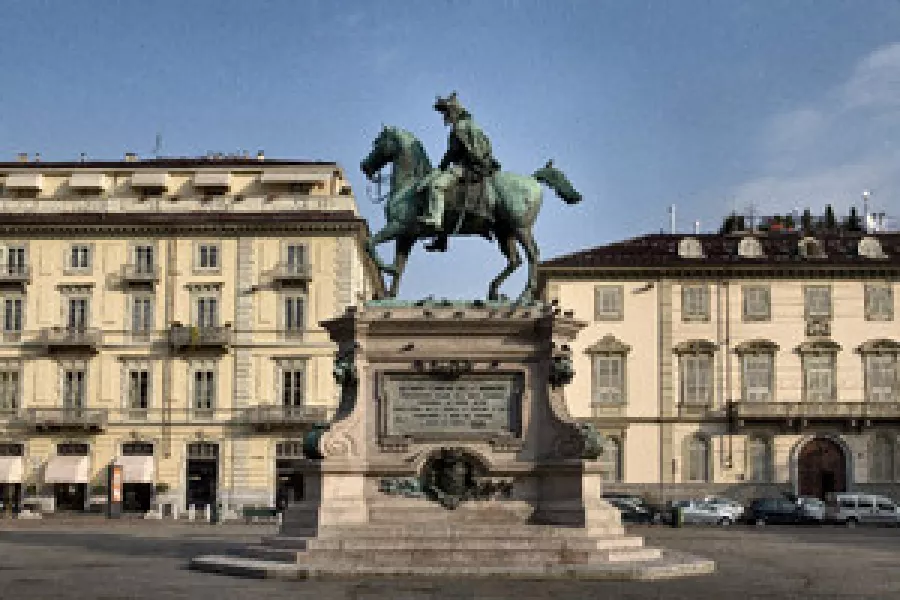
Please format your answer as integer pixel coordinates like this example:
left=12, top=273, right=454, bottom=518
left=592, top=355, right=624, bottom=405
left=282, top=295, right=305, bottom=334
left=865, top=354, right=897, bottom=403
left=2, top=295, right=23, bottom=335
left=742, top=286, right=771, bottom=321
left=685, top=435, right=709, bottom=482
left=803, top=354, right=836, bottom=402
left=681, top=285, right=710, bottom=321
left=741, top=354, right=774, bottom=402
left=3, top=246, right=26, bottom=276
left=130, top=295, right=154, bottom=334
left=746, top=436, right=772, bottom=482
left=599, top=437, right=623, bottom=482
left=195, top=296, right=218, bottom=328
left=68, top=244, right=91, bottom=271
left=67, top=297, right=90, bottom=329
left=865, top=284, right=894, bottom=321
left=62, top=368, right=86, bottom=409
left=127, top=367, right=150, bottom=413
left=133, top=245, right=154, bottom=274
left=0, top=368, right=19, bottom=412
left=281, top=367, right=305, bottom=407
left=594, top=285, right=623, bottom=321
left=871, top=435, right=894, bottom=482
left=192, top=368, right=216, bottom=413
left=680, top=354, right=712, bottom=405
left=804, top=286, right=831, bottom=319
left=285, top=244, right=307, bottom=270
left=196, top=243, right=220, bottom=271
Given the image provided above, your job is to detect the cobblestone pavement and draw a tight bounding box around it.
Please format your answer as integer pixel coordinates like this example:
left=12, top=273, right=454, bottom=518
left=0, top=518, right=898, bottom=599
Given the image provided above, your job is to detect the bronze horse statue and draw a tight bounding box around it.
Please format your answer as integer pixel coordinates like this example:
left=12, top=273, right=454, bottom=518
left=360, top=126, right=582, bottom=302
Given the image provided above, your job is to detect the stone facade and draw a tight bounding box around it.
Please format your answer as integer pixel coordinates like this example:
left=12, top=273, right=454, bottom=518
left=539, top=232, right=900, bottom=503
left=0, top=156, right=382, bottom=514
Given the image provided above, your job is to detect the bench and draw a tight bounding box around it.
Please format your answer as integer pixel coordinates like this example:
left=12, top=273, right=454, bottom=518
left=242, top=506, right=279, bottom=523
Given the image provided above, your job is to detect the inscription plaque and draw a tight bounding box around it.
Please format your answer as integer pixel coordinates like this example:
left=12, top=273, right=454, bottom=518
left=383, top=374, right=521, bottom=438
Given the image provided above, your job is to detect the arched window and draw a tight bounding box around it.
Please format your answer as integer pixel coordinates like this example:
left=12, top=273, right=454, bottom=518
left=685, top=435, right=710, bottom=482
left=745, top=436, right=772, bottom=482
left=871, top=435, right=895, bottom=482
left=600, top=437, right=623, bottom=483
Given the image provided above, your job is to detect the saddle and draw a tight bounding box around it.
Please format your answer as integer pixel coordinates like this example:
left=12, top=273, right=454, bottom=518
left=449, top=173, right=496, bottom=232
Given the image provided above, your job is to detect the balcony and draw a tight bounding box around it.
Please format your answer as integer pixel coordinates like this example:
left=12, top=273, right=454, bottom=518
left=38, top=327, right=101, bottom=353
left=17, top=408, right=108, bottom=433
left=237, top=405, right=329, bottom=432
left=729, top=400, right=900, bottom=431
left=120, top=264, right=160, bottom=285
left=264, top=262, right=312, bottom=285
left=168, top=324, right=232, bottom=353
left=0, top=265, right=30, bottom=285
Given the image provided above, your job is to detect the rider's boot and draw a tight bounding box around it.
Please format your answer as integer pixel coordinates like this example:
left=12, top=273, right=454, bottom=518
left=424, top=234, right=448, bottom=252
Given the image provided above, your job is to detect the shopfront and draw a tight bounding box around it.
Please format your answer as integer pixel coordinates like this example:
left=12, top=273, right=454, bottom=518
left=118, top=442, right=155, bottom=513
left=275, top=441, right=305, bottom=509
left=0, top=443, right=24, bottom=514
left=46, top=442, right=90, bottom=512
left=186, top=442, right=218, bottom=510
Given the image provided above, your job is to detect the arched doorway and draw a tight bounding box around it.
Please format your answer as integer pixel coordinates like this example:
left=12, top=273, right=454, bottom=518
left=798, top=438, right=847, bottom=499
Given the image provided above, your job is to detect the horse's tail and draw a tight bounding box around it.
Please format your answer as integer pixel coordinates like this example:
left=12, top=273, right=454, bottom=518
left=532, top=160, right=582, bottom=204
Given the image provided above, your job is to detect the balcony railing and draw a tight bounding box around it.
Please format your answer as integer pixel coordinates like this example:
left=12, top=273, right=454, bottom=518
left=17, top=408, right=108, bottom=432
left=236, top=405, right=329, bottom=430
left=0, top=265, right=30, bottom=284
left=120, top=264, right=160, bottom=284
left=168, top=324, right=232, bottom=352
left=264, top=262, right=312, bottom=284
left=38, top=327, right=101, bottom=352
left=730, top=400, right=900, bottom=429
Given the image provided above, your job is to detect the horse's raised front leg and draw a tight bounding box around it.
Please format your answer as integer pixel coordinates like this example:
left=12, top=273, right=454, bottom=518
left=514, top=227, right=540, bottom=303
left=488, top=231, right=521, bottom=302
left=388, top=236, right=415, bottom=298
left=365, top=223, right=405, bottom=277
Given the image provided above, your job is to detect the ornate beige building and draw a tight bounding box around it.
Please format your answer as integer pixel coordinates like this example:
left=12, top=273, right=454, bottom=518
left=539, top=232, right=900, bottom=502
left=0, top=154, right=381, bottom=515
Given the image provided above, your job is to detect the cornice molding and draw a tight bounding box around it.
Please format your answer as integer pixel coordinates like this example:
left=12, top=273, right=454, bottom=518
left=673, top=339, right=718, bottom=355
left=733, top=339, right=780, bottom=354
left=584, top=334, right=632, bottom=355
left=856, top=338, right=900, bottom=354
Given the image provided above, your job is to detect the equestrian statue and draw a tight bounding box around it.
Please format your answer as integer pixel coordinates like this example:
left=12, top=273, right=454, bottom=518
left=360, top=92, right=582, bottom=302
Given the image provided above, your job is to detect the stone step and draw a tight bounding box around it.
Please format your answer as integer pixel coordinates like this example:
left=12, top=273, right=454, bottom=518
left=275, top=523, right=625, bottom=539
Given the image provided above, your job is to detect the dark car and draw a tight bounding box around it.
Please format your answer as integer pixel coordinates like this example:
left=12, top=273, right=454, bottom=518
left=603, top=494, right=662, bottom=524
left=745, top=497, right=816, bottom=525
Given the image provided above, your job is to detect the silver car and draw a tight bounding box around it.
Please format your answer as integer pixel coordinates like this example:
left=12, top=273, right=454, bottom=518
left=825, top=493, right=900, bottom=527
left=671, top=499, right=738, bottom=526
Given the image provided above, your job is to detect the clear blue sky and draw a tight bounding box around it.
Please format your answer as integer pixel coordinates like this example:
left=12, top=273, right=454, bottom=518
left=1, top=1, right=899, bottom=299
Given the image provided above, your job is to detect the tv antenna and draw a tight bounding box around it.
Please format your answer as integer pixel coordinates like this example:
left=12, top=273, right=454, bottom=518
left=152, top=132, right=163, bottom=158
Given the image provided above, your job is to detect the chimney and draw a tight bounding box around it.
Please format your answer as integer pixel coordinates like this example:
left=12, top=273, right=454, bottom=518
left=125, top=152, right=137, bottom=162
left=16, top=153, right=28, bottom=163
left=694, top=220, right=701, bottom=234
left=256, top=150, right=265, bottom=161
left=79, top=152, right=87, bottom=163
left=34, top=153, right=41, bottom=162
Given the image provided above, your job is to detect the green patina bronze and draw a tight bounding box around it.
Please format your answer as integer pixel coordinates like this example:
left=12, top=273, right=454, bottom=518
left=360, top=93, right=583, bottom=303
left=576, top=422, right=605, bottom=460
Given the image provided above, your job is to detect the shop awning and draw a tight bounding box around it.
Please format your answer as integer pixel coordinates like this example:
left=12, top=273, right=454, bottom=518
left=130, top=172, right=168, bottom=189
left=44, top=456, right=89, bottom=484
left=116, top=455, right=154, bottom=483
left=4, top=173, right=43, bottom=190
left=260, top=172, right=328, bottom=185
left=0, top=457, right=23, bottom=483
left=69, top=173, right=109, bottom=190
left=193, top=172, right=231, bottom=188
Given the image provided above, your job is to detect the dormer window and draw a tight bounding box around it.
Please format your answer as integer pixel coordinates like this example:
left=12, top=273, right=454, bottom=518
left=737, top=237, right=764, bottom=258
left=858, top=236, right=887, bottom=259
left=798, top=236, right=825, bottom=258
left=677, top=237, right=704, bottom=259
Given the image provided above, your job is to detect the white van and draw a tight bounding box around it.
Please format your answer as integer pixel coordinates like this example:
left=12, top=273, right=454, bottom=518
left=824, top=493, right=900, bottom=527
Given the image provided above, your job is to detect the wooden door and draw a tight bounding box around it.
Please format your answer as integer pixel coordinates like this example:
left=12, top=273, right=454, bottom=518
left=798, top=438, right=847, bottom=499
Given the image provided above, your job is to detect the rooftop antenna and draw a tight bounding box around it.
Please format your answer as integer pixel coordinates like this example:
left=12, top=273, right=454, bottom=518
left=152, top=132, right=163, bottom=158
left=668, top=204, right=676, bottom=234
left=862, top=189, right=871, bottom=232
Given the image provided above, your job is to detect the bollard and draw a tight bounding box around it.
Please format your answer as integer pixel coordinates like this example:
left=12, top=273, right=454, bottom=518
left=172, top=504, right=179, bottom=520
left=204, top=504, right=211, bottom=523
left=187, top=505, right=196, bottom=521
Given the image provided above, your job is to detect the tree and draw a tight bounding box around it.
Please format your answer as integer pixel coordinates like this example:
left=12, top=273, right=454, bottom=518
left=801, top=208, right=813, bottom=231
left=784, top=214, right=796, bottom=230
left=847, top=206, right=862, bottom=232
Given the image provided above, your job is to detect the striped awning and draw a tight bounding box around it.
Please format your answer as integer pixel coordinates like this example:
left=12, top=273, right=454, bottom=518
left=44, top=455, right=89, bottom=483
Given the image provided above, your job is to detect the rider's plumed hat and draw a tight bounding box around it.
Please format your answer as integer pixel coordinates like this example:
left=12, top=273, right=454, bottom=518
left=434, top=92, right=470, bottom=119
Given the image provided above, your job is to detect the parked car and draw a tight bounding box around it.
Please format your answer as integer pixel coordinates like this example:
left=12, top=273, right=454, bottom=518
left=667, top=499, right=737, bottom=526
left=606, top=497, right=656, bottom=524
left=824, top=493, right=900, bottom=527
left=745, top=497, right=812, bottom=525
left=796, top=497, right=826, bottom=522
left=701, top=496, right=745, bottom=520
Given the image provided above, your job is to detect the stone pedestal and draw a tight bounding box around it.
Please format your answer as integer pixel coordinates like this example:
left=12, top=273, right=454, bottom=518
left=192, top=301, right=714, bottom=579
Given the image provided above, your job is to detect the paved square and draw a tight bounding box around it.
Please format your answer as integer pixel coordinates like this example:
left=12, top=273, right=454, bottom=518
left=0, top=518, right=897, bottom=599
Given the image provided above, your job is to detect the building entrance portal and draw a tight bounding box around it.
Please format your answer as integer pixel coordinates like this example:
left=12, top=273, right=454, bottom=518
left=186, top=443, right=218, bottom=510
left=798, top=437, right=847, bottom=499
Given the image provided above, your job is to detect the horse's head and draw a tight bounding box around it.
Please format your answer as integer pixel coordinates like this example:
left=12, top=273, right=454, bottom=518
left=360, top=125, right=399, bottom=180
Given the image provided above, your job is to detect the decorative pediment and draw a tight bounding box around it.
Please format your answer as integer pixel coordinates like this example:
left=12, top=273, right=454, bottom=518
left=677, top=237, right=705, bottom=259
left=733, top=339, right=780, bottom=354
left=856, top=338, right=900, bottom=355
left=585, top=335, right=631, bottom=355
left=737, top=237, right=764, bottom=258
left=673, top=339, right=718, bottom=355
left=795, top=340, right=841, bottom=354
left=798, top=237, right=826, bottom=258
left=858, top=236, right=888, bottom=259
